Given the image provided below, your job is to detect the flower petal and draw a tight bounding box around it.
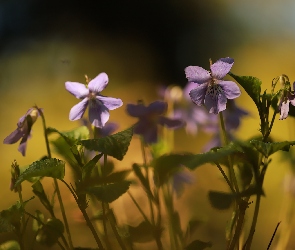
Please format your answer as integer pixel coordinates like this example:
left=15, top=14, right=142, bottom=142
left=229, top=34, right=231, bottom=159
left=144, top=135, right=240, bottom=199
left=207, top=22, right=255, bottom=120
left=126, top=103, right=147, bottom=117
left=205, top=92, right=227, bottom=114
left=97, top=96, right=123, bottom=110
left=65, top=82, right=89, bottom=99
left=210, top=57, right=234, bottom=79
left=189, top=83, right=208, bottom=106
left=69, top=98, right=89, bottom=121
left=18, top=135, right=29, bottom=156
left=158, top=117, right=184, bottom=129
left=89, top=101, right=110, bottom=128
left=219, top=81, right=241, bottom=99
left=3, top=129, right=24, bottom=144
left=185, top=66, right=211, bottom=84
left=88, top=73, right=109, bottom=93
left=147, top=101, right=167, bottom=115
left=279, top=100, right=290, bottom=120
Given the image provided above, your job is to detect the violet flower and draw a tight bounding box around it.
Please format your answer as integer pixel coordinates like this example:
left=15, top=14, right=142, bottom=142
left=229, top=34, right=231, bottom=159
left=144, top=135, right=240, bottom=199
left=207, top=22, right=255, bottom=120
left=126, top=101, right=183, bottom=144
left=278, top=82, right=295, bottom=120
left=3, top=108, right=41, bottom=156
left=65, top=73, right=123, bottom=128
left=185, top=57, right=241, bottom=114
left=172, top=168, right=194, bottom=198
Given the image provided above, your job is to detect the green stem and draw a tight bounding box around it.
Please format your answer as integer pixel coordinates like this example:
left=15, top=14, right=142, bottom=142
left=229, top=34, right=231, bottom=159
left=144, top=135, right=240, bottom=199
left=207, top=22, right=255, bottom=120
left=263, top=110, right=277, bottom=141
left=17, top=186, right=25, bottom=250
left=140, top=139, right=155, bottom=226
left=215, top=163, right=235, bottom=194
left=219, top=112, right=239, bottom=194
left=60, top=180, right=105, bottom=250
left=127, top=191, right=150, bottom=224
left=37, top=107, right=74, bottom=250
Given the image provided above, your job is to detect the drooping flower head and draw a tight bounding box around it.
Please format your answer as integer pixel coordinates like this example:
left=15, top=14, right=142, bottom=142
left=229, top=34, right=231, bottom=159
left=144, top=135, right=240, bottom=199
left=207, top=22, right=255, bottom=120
left=126, top=101, right=184, bottom=144
left=278, top=81, right=295, bottom=120
left=3, top=107, right=41, bottom=156
left=185, top=57, right=241, bottom=114
left=65, top=73, right=123, bottom=128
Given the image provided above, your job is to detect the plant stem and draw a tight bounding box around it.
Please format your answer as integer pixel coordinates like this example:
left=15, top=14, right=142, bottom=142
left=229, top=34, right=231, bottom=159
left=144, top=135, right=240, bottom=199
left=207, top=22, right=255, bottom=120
left=60, top=180, right=105, bottom=250
left=140, top=139, right=155, bottom=226
left=38, top=107, right=74, bottom=250
left=219, top=112, right=239, bottom=193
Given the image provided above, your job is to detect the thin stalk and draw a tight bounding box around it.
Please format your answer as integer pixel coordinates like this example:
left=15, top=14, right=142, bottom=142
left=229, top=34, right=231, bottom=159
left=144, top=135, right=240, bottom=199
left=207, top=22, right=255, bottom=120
left=17, top=186, right=25, bottom=250
left=215, top=163, right=235, bottom=194
left=102, top=154, right=112, bottom=250
left=38, top=107, right=74, bottom=250
left=140, top=139, right=155, bottom=226
left=244, top=158, right=268, bottom=250
left=127, top=191, right=150, bottom=224
left=263, top=110, right=277, bottom=141
left=219, top=112, right=239, bottom=193
left=60, top=180, right=105, bottom=250
left=107, top=207, right=128, bottom=250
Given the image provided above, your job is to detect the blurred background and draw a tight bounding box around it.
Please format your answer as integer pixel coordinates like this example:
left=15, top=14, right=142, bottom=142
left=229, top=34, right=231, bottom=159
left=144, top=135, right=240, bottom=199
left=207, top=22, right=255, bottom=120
left=1, top=0, right=295, bottom=249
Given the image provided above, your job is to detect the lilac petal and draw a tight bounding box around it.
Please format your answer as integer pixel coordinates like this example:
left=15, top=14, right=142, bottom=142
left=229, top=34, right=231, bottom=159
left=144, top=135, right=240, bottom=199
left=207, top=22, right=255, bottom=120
left=65, top=82, right=89, bottom=99
left=205, top=92, right=227, bottom=114
left=69, top=98, right=89, bottom=121
left=3, top=129, right=24, bottom=144
left=147, top=101, right=167, bottom=115
left=100, top=122, right=119, bottom=137
left=279, top=100, right=290, bottom=120
left=97, top=96, right=123, bottom=110
left=88, top=73, right=109, bottom=93
left=158, top=117, right=184, bottom=129
left=185, top=66, right=211, bottom=84
left=18, top=135, right=29, bottom=156
left=126, top=104, right=147, bottom=117
left=189, top=83, right=208, bottom=106
left=289, top=94, right=295, bottom=106
left=183, top=82, right=197, bottom=100
left=219, top=81, right=241, bottom=99
left=143, top=126, right=158, bottom=144
left=89, top=101, right=110, bottom=128
left=210, top=57, right=234, bottom=79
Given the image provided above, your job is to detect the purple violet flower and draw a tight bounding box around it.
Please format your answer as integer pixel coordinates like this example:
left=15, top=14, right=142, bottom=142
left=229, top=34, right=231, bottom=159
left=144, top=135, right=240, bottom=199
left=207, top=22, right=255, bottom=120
left=278, top=82, right=295, bottom=120
left=3, top=108, right=41, bottom=156
left=172, top=168, right=194, bottom=198
left=185, top=57, right=241, bottom=114
left=126, top=101, right=184, bottom=144
left=65, top=73, right=123, bottom=128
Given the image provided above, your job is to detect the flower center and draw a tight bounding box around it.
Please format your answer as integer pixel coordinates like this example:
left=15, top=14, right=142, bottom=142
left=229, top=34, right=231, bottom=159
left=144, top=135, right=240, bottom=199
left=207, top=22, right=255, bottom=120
left=206, top=84, right=223, bottom=99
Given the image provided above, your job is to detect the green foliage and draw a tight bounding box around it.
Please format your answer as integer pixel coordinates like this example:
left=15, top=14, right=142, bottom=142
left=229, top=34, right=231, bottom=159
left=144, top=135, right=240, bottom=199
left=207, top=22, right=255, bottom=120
left=185, top=240, right=212, bottom=250
left=15, top=158, right=65, bottom=186
left=229, top=73, right=262, bottom=107
left=32, top=181, right=54, bottom=216
left=0, top=241, right=20, bottom=250
left=86, top=181, right=131, bottom=203
left=78, top=127, right=133, bottom=160
left=208, top=191, right=234, bottom=210
left=82, top=154, right=103, bottom=180
left=250, top=140, right=295, bottom=158
left=35, top=218, right=64, bottom=247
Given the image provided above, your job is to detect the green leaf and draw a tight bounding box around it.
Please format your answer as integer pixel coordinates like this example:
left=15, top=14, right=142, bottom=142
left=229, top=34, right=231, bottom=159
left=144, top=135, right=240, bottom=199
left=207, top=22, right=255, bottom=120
left=15, top=158, right=65, bottom=186
left=78, top=127, right=133, bottom=160
left=229, top=73, right=261, bottom=107
left=152, top=153, right=193, bottom=185
left=185, top=240, right=212, bottom=250
left=250, top=140, right=295, bottom=158
left=82, top=154, right=103, bottom=180
left=128, top=221, right=155, bottom=243
left=47, top=126, right=89, bottom=146
left=36, top=218, right=64, bottom=247
left=208, top=191, right=234, bottom=210
left=0, top=241, right=20, bottom=250
left=0, top=202, right=24, bottom=232
left=32, top=181, right=54, bottom=215
left=86, top=181, right=131, bottom=203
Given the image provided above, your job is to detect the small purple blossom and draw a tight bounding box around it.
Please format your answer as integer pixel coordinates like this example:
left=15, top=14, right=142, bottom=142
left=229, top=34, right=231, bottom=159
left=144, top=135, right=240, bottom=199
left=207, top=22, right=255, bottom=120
left=172, top=168, right=194, bottom=198
left=185, top=57, right=241, bottom=114
left=278, top=82, right=295, bottom=120
left=174, top=82, right=209, bottom=135
left=3, top=108, right=41, bottom=156
left=126, top=101, right=184, bottom=144
left=65, top=73, right=123, bottom=128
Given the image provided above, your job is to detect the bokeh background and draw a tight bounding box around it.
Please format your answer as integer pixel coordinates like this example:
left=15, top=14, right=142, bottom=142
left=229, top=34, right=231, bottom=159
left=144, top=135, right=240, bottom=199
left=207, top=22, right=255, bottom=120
left=1, top=0, right=295, bottom=249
